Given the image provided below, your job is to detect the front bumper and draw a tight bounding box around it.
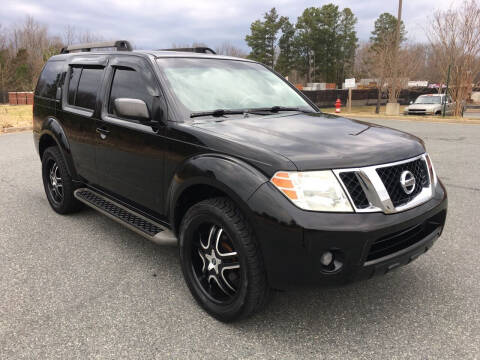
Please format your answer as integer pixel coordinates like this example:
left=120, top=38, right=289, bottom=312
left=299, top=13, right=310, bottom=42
left=247, top=179, right=447, bottom=289
left=405, top=109, right=436, bottom=115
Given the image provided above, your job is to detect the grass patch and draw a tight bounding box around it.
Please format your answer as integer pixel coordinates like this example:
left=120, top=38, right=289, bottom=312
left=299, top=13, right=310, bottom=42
left=0, top=105, right=33, bottom=130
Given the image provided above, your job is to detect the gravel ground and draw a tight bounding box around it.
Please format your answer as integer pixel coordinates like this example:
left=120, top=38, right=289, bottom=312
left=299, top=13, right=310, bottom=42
left=0, top=119, right=479, bottom=359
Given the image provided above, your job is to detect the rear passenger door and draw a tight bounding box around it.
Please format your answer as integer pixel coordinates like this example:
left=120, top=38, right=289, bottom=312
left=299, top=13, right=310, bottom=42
left=94, top=55, right=167, bottom=215
left=60, top=57, right=107, bottom=185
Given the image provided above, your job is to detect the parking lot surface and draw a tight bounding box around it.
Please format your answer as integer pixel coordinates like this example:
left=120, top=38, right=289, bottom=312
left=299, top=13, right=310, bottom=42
left=0, top=119, right=479, bottom=359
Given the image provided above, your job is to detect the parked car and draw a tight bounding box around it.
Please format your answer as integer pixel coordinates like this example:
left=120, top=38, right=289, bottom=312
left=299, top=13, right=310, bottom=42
left=404, top=94, right=454, bottom=115
left=33, top=40, right=448, bottom=322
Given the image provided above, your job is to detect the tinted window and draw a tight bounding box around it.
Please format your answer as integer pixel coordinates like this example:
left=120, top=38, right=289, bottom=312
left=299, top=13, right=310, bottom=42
left=67, top=67, right=81, bottom=105
left=109, top=68, right=152, bottom=117
left=36, top=61, right=64, bottom=99
left=75, top=67, right=103, bottom=110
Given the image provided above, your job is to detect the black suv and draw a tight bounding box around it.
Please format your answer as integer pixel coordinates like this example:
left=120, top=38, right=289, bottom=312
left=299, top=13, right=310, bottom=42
left=33, top=40, right=447, bottom=321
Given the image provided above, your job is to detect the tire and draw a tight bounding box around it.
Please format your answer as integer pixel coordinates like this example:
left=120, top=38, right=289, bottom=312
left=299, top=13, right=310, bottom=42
left=179, top=197, right=270, bottom=322
left=42, top=146, right=83, bottom=214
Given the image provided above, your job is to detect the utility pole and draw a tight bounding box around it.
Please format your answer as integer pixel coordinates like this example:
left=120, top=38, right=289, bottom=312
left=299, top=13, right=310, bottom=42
left=386, top=0, right=403, bottom=115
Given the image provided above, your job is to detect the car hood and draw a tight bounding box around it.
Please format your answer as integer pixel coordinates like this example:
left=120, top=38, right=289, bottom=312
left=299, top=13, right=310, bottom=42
left=407, top=103, right=440, bottom=110
left=191, top=112, right=425, bottom=170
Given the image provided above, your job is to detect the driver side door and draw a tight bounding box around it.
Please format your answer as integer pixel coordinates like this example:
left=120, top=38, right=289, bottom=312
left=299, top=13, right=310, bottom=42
left=94, top=55, right=168, bottom=216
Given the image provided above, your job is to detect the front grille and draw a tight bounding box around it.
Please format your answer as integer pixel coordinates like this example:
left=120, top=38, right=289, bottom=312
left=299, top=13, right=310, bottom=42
left=376, top=159, right=429, bottom=207
left=339, top=172, right=370, bottom=209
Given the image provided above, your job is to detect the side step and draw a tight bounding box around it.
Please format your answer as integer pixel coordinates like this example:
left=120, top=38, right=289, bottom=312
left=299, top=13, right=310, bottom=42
left=74, top=188, right=177, bottom=246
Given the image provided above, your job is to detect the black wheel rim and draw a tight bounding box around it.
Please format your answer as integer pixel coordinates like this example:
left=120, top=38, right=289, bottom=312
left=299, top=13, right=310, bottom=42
left=191, top=223, right=241, bottom=304
left=47, top=159, right=63, bottom=204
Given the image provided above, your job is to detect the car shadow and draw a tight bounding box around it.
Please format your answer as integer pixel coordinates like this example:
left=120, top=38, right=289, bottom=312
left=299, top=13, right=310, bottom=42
left=80, top=205, right=449, bottom=349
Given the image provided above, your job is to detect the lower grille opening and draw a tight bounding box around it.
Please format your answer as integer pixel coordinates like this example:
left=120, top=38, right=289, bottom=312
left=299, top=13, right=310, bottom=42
left=366, top=211, right=445, bottom=262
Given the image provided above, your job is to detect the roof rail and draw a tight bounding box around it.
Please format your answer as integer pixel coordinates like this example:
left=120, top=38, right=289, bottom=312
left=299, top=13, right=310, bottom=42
left=160, top=47, right=216, bottom=54
left=61, top=40, right=132, bottom=54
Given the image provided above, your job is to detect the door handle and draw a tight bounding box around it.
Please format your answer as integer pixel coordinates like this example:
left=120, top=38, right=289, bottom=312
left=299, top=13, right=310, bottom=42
left=96, top=126, right=110, bottom=139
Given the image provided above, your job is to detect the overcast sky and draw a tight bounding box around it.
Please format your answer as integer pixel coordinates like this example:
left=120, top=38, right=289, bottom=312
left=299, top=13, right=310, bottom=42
left=1, top=0, right=459, bottom=50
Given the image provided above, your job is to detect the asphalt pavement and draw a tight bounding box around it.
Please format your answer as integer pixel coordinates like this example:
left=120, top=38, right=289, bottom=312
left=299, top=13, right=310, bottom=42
left=0, top=119, right=479, bottom=359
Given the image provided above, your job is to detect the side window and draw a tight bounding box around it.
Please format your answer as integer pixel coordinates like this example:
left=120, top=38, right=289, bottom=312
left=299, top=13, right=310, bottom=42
left=35, top=61, right=64, bottom=99
left=67, top=66, right=103, bottom=111
left=108, top=67, right=153, bottom=118
left=76, top=68, right=103, bottom=110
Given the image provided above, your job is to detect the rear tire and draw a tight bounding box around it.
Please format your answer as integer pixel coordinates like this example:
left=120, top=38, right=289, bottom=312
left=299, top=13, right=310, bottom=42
left=42, top=146, right=82, bottom=214
left=179, top=197, right=270, bottom=322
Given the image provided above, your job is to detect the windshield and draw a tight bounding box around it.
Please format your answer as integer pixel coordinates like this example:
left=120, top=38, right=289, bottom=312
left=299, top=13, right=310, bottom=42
left=156, top=58, right=314, bottom=113
left=415, top=96, right=442, bottom=104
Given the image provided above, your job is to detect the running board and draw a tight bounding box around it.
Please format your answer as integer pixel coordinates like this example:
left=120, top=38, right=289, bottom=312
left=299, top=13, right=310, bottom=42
left=74, top=188, right=177, bottom=246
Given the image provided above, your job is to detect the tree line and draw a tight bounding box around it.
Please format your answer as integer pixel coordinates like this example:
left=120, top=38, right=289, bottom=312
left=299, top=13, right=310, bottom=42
left=1, top=1, right=480, bottom=116
left=245, top=5, right=357, bottom=86
left=0, top=17, right=248, bottom=103
left=0, top=17, right=105, bottom=102
left=245, top=1, right=480, bottom=115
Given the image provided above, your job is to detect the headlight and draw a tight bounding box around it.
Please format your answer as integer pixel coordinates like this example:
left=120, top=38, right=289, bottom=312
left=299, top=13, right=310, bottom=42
left=270, top=171, right=353, bottom=212
left=425, top=153, right=438, bottom=187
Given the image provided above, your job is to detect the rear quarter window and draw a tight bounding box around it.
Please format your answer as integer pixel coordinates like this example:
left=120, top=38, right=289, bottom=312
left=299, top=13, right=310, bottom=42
left=67, top=66, right=104, bottom=111
left=35, top=61, right=65, bottom=99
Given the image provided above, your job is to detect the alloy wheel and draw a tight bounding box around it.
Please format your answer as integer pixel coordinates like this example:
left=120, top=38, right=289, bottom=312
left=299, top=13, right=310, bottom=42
left=191, top=223, right=241, bottom=303
left=47, top=160, right=63, bottom=204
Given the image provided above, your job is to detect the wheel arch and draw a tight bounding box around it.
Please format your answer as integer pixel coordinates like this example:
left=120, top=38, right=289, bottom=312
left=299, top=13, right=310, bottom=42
left=38, top=117, right=78, bottom=179
left=168, top=154, right=269, bottom=236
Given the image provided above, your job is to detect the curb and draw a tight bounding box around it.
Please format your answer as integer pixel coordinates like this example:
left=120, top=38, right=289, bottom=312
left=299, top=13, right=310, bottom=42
left=324, top=112, right=480, bottom=125
left=2, top=126, right=33, bottom=134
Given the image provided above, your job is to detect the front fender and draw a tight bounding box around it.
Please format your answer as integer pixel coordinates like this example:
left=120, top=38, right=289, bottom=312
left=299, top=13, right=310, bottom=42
left=167, top=153, right=269, bottom=224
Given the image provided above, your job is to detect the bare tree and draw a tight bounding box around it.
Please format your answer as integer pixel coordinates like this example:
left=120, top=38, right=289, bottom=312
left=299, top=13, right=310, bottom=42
left=9, top=16, right=63, bottom=89
left=355, top=36, right=394, bottom=113
left=62, top=25, right=77, bottom=46
left=354, top=37, right=423, bottom=113
left=0, top=24, right=12, bottom=103
left=427, top=0, right=480, bottom=115
left=170, top=42, right=208, bottom=49
left=215, top=41, right=247, bottom=58
left=396, top=43, right=425, bottom=87
left=62, top=25, right=104, bottom=46
left=77, top=30, right=103, bottom=43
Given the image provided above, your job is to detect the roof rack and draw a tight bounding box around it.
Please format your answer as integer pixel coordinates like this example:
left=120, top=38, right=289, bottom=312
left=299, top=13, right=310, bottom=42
left=61, top=40, right=132, bottom=54
left=160, top=47, right=216, bottom=54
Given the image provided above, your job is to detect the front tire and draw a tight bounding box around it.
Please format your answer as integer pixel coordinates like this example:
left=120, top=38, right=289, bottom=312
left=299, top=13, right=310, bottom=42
left=42, top=146, right=82, bottom=214
left=179, top=197, right=270, bottom=322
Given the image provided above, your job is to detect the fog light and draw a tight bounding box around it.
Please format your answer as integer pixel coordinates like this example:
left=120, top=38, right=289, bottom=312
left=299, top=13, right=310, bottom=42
left=320, top=251, right=334, bottom=266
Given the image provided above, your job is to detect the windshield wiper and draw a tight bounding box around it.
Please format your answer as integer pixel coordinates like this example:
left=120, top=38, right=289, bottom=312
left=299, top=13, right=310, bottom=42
left=190, top=106, right=316, bottom=119
left=190, top=109, right=246, bottom=118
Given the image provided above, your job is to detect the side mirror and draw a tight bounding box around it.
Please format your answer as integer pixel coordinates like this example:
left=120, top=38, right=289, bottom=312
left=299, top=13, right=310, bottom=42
left=114, top=98, right=150, bottom=120
left=409, top=100, right=413, bottom=105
